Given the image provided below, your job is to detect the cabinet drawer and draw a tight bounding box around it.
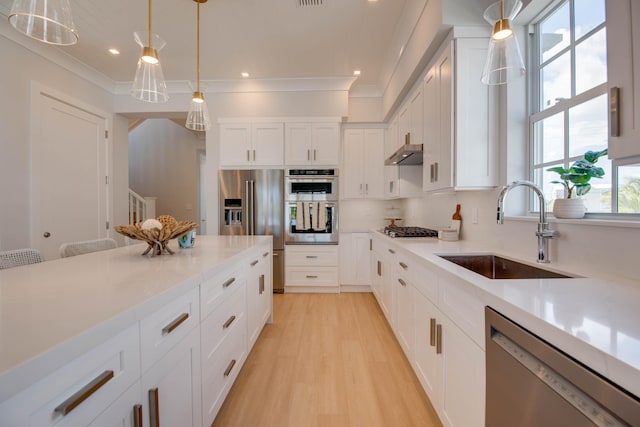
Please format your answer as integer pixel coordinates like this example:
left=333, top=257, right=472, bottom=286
left=286, top=246, right=338, bottom=266
left=140, top=287, right=200, bottom=372
left=202, top=317, right=247, bottom=426
left=0, top=324, right=140, bottom=427
left=285, top=267, right=338, bottom=286
left=201, top=282, right=246, bottom=359
left=201, top=264, right=243, bottom=320
left=407, top=259, right=439, bottom=304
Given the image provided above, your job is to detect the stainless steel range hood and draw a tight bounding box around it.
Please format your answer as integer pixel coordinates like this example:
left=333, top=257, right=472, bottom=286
left=384, top=144, right=423, bottom=165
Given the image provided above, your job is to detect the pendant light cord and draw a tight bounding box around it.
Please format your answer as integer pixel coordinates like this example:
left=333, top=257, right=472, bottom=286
left=500, top=0, right=505, bottom=20
left=196, top=1, right=201, bottom=93
left=148, top=0, right=152, bottom=47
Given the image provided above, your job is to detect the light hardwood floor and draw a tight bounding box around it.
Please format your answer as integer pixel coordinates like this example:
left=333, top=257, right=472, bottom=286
left=212, top=293, right=443, bottom=427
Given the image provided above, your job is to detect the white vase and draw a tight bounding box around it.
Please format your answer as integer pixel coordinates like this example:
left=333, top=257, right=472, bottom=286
left=552, top=198, right=586, bottom=219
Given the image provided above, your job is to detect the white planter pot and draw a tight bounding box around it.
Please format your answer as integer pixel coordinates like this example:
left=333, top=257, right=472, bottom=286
left=552, top=198, right=585, bottom=219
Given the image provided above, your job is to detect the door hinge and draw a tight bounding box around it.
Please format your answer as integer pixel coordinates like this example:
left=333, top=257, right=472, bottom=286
left=105, top=130, right=109, bottom=139
left=106, top=221, right=110, bottom=230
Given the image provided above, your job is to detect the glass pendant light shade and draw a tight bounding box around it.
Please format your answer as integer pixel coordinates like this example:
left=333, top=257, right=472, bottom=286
left=9, top=0, right=78, bottom=45
left=186, top=92, right=211, bottom=131
left=481, top=0, right=526, bottom=85
left=131, top=31, right=169, bottom=103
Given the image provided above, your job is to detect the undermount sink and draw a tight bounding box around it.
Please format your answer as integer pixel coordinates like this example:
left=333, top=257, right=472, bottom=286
left=438, top=254, right=573, bottom=280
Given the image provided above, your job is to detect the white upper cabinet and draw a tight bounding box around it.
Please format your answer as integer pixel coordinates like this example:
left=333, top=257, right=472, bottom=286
left=342, top=128, right=385, bottom=199
left=220, top=122, right=284, bottom=167
left=423, top=38, right=499, bottom=192
left=607, top=0, right=640, bottom=159
left=385, top=115, right=423, bottom=199
left=285, top=122, right=340, bottom=166
left=398, top=86, right=424, bottom=147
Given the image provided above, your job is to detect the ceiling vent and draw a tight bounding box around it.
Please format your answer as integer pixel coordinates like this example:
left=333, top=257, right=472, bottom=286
left=298, top=0, right=323, bottom=6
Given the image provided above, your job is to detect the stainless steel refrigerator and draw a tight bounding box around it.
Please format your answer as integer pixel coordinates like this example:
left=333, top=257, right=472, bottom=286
left=219, top=169, right=284, bottom=293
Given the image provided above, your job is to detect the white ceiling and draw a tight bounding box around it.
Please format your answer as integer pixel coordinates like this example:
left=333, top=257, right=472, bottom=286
left=0, top=0, right=414, bottom=93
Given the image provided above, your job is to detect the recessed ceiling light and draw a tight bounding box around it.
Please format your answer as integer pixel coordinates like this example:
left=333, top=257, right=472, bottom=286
left=108, top=48, right=120, bottom=55
left=353, top=70, right=361, bottom=76
left=241, top=72, right=250, bottom=78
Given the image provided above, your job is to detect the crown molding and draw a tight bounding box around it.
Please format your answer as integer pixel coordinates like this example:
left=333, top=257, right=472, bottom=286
left=114, top=76, right=358, bottom=96
left=0, top=17, right=116, bottom=93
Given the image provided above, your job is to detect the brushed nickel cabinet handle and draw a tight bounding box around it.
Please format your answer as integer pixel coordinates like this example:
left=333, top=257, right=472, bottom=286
left=306, top=275, right=318, bottom=279
left=54, top=370, right=114, bottom=415
left=247, top=150, right=250, bottom=161
left=253, top=149, right=256, bottom=161
left=250, top=259, right=259, bottom=266
left=262, top=251, right=270, bottom=257
left=224, top=359, right=237, bottom=377
left=388, top=249, right=395, bottom=254
left=222, top=277, right=236, bottom=288
left=610, top=86, right=620, bottom=137
left=162, top=313, right=189, bottom=335
left=436, top=324, right=443, bottom=355
left=149, top=388, right=159, bottom=427
left=306, top=255, right=318, bottom=259
left=133, top=404, right=143, bottom=427
left=377, top=260, right=382, bottom=276
left=369, top=239, right=372, bottom=251
left=399, top=262, right=408, bottom=269
left=259, top=274, right=265, bottom=294
left=430, top=318, right=436, bottom=347
left=434, top=162, right=439, bottom=182
left=223, top=315, right=236, bottom=329
left=365, top=183, right=369, bottom=194
left=430, top=164, right=434, bottom=183
left=398, top=278, right=407, bottom=287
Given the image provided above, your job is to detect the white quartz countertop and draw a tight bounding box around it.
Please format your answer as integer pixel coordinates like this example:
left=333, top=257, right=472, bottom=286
left=0, top=235, right=271, bottom=401
left=371, top=230, right=640, bottom=399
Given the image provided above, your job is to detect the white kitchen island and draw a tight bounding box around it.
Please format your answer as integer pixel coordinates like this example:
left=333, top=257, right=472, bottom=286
left=0, top=235, right=273, bottom=427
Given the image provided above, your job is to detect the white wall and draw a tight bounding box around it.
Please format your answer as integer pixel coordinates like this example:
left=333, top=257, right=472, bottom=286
left=0, top=30, right=127, bottom=251
left=401, top=190, right=640, bottom=283
left=129, top=119, right=205, bottom=226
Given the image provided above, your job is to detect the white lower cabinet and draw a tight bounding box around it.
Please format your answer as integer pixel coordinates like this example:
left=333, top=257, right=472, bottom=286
left=339, top=233, right=371, bottom=288
left=0, top=324, right=141, bottom=427
left=285, top=244, right=339, bottom=291
left=247, top=248, right=273, bottom=349
left=0, top=241, right=274, bottom=427
left=141, top=327, right=202, bottom=427
left=371, top=235, right=485, bottom=427
left=88, top=382, right=142, bottom=427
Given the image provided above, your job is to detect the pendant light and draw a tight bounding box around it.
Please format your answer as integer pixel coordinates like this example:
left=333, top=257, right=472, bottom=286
left=131, top=0, right=169, bottom=103
left=8, top=0, right=78, bottom=45
left=481, top=0, right=526, bottom=85
left=186, top=0, right=211, bottom=132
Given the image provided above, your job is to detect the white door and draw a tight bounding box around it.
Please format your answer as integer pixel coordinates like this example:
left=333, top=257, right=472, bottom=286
left=31, top=91, right=108, bottom=260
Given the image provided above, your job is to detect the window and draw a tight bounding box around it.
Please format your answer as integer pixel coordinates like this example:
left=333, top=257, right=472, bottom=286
left=529, top=0, right=639, bottom=215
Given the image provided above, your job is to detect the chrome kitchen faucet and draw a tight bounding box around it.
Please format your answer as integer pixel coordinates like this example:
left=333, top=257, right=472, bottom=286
left=497, top=180, right=559, bottom=263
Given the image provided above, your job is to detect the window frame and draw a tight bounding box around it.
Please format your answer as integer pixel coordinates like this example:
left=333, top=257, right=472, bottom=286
left=526, top=0, right=639, bottom=219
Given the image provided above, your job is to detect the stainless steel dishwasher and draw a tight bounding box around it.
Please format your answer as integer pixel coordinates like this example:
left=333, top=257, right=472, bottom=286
left=485, top=307, right=640, bottom=426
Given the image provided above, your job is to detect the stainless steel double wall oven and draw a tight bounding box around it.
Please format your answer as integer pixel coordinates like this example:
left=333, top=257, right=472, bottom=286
left=284, top=169, right=338, bottom=244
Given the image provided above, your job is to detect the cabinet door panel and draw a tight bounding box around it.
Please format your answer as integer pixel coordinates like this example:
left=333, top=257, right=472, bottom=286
left=342, top=129, right=365, bottom=198
left=141, top=328, right=201, bottom=427
left=414, top=291, right=443, bottom=412
left=441, top=316, right=485, bottom=427
left=363, top=129, right=385, bottom=199
left=312, top=123, right=340, bottom=165
left=252, top=123, right=284, bottom=166
left=220, top=124, right=252, bottom=166
left=285, top=123, right=312, bottom=166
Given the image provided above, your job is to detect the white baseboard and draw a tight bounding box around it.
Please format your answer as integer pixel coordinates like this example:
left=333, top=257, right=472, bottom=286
left=339, top=284, right=372, bottom=293
left=284, top=286, right=340, bottom=294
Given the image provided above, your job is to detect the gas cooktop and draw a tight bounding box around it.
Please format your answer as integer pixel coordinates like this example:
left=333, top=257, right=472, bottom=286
left=383, top=226, right=438, bottom=238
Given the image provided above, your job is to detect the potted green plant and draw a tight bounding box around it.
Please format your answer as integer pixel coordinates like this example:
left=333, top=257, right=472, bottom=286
left=547, top=148, right=608, bottom=218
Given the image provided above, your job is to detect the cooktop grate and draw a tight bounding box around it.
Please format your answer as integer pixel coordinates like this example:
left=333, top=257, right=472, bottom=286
left=383, top=226, right=438, bottom=238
